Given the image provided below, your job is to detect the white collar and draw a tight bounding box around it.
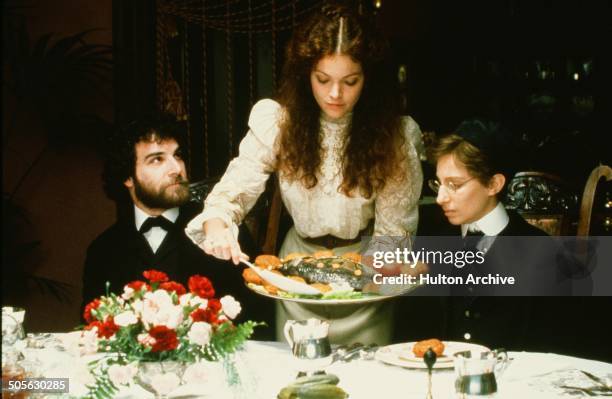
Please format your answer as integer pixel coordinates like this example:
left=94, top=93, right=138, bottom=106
left=461, top=202, right=509, bottom=237
left=134, top=206, right=179, bottom=231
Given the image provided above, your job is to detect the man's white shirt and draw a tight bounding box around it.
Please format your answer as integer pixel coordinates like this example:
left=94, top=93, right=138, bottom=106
left=134, top=206, right=179, bottom=253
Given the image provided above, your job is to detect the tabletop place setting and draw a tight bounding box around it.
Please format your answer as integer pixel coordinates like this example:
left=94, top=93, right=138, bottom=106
left=2, top=256, right=612, bottom=398
left=3, top=302, right=612, bottom=398
left=277, top=316, right=512, bottom=399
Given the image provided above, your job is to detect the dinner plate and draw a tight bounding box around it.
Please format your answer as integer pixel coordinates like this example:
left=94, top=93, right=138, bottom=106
left=375, top=341, right=490, bottom=369
left=245, top=283, right=393, bottom=305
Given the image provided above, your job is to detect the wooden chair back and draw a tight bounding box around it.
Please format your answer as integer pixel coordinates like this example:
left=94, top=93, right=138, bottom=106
left=576, top=165, right=612, bottom=237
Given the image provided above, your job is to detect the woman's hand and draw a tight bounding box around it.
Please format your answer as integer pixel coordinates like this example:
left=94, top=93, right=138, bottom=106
left=201, top=218, right=248, bottom=265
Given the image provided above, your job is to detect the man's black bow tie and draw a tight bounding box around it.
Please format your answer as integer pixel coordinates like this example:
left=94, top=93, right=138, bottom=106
left=139, top=216, right=174, bottom=234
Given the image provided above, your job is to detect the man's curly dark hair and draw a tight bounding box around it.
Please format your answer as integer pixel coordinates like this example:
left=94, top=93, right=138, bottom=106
left=102, top=116, right=188, bottom=202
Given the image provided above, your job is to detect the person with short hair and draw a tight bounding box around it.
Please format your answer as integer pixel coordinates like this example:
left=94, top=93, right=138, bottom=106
left=429, top=119, right=553, bottom=249
left=81, top=117, right=256, bottom=321
left=426, top=118, right=568, bottom=350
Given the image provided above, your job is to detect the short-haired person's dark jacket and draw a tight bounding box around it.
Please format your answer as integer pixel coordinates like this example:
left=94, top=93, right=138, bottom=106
left=440, top=209, right=556, bottom=351
left=81, top=202, right=272, bottom=334
left=398, top=208, right=612, bottom=361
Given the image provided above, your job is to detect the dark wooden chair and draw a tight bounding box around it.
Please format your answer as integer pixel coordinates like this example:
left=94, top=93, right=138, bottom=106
left=505, top=171, right=579, bottom=235
left=188, top=177, right=219, bottom=205
left=576, top=164, right=611, bottom=237
left=189, top=176, right=281, bottom=254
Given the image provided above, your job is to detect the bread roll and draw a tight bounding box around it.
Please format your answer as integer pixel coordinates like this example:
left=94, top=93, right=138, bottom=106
left=412, top=338, right=445, bottom=358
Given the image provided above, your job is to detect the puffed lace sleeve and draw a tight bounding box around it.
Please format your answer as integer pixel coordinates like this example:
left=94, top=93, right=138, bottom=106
left=372, top=116, right=423, bottom=244
left=403, top=115, right=426, bottom=161
left=185, top=99, right=282, bottom=244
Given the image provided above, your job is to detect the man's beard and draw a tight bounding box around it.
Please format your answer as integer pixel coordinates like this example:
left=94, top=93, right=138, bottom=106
left=134, top=176, right=191, bottom=209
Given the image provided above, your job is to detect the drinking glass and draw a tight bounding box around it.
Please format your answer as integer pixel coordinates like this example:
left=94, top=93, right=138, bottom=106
left=454, top=349, right=509, bottom=397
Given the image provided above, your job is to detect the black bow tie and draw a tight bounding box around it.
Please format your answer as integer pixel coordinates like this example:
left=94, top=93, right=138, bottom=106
left=139, top=216, right=174, bottom=234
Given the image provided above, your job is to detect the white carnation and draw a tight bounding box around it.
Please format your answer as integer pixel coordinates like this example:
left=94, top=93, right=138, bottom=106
left=190, top=296, right=208, bottom=309
left=179, top=293, right=193, bottom=306
left=131, top=299, right=144, bottom=315
left=220, top=295, right=241, bottom=319
left=179, top=293, right=207, bottom=309
left=141, top=290, right=183, bottom=329
left=187, top=322, right=212, bottom=346
left=114, top=311, right=138, bottom=327
left=121, top=286, right=135, bottom=300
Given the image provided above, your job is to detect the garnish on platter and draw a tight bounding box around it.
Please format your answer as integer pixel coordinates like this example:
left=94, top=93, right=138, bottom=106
left=243, top=252, right=383, bottom=302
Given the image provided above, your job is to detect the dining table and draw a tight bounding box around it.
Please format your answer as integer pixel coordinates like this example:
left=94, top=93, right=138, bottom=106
left=9, top=334, right=612, bottom=398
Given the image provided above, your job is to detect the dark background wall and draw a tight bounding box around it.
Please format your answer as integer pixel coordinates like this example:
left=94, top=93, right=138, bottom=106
left=2, top=0, right=114, bottom=331
left=380, top=1, right=608, bottom=182
left=2, top=0, right=609, bottom=335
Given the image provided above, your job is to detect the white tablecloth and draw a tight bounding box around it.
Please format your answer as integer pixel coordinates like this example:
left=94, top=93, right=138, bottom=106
left=18, top=337, right=612, bottom=398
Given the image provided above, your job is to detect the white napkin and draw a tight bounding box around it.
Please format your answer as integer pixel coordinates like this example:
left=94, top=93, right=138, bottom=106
left=502, top=352, right=572, bottom=381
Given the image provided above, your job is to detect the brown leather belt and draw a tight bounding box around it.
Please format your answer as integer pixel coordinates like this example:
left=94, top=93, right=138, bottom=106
left=301, top=222, right=373, bottom=249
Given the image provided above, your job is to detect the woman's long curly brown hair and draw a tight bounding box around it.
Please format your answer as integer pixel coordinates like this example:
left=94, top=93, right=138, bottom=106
left=276, top=2, right=405, bottom=199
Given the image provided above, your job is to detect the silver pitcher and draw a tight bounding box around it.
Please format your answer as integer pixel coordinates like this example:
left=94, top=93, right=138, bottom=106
left=453, top=348, right=509, bottom=397
left=284, top=319, right=332, bottom=374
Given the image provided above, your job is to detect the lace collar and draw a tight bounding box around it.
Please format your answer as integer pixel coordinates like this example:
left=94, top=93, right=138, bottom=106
left=320, top=111, right=352, bottom=127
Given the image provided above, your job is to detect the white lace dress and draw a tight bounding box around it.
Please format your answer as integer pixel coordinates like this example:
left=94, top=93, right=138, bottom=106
left=186, top=98, right=423, bottom=344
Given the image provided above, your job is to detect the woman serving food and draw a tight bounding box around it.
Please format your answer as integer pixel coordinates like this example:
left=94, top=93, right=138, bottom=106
left=186, top=2, right=423, bottom=344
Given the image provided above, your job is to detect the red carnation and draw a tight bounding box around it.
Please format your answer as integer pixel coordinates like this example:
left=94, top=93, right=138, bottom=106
left=159, top=281, right=186, bottom=296
left=84, top=316, right=119, bottom=339
left=207, top=298, right=221, bottom=313
left=148, top=325, right=179, bottom=352
left=205, top=309, right=219, bottom=324
left=205, top=299, right=221, bottom=324
left=188, top=275, right=215, bottom=299
left=97, top=316, right=120, bottom=338
left=126, top=280, right=149, bottom=292
left=143, top=270, right=169, bottom=283
left=190, top=308, right=208, bottom=322
left=189, top=298, right=221, bottom=324
left=85, top=320, right=103, bottom=332
left=83, top=298, right=101, bottom=323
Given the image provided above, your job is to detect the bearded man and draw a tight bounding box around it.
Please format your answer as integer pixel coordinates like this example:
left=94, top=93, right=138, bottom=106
left=80, top=117, right=255, bottom=317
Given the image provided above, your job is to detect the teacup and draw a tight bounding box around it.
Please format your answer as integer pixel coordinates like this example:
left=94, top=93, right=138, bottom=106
left=454, top=348, right=508, bottom=397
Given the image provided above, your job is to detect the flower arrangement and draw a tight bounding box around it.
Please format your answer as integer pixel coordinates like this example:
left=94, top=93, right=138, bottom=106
left=80, top=269, right=260, bottom=398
